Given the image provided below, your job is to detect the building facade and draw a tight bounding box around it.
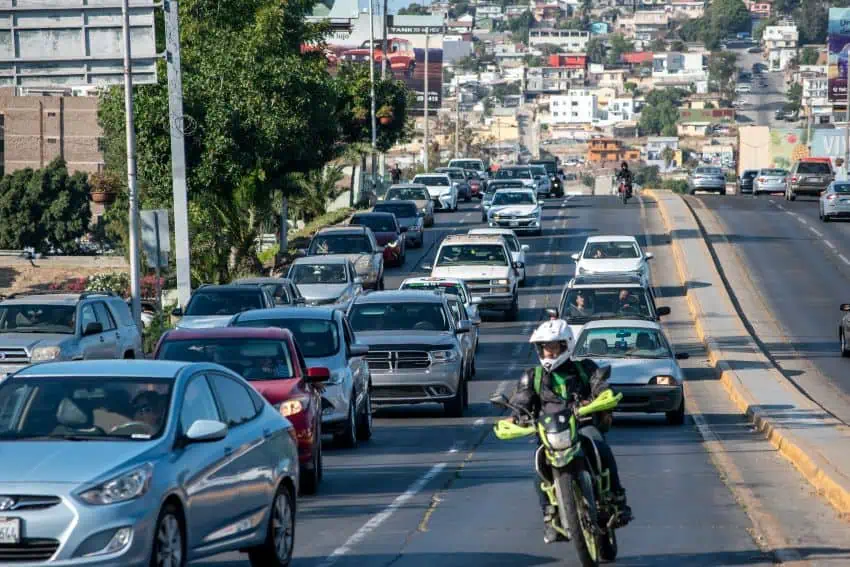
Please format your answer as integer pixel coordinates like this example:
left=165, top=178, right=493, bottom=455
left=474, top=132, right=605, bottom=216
left=528, top=29, right=590, bottom=51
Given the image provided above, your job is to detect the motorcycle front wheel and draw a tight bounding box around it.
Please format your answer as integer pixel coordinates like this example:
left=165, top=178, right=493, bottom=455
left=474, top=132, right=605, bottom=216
left=554, top=468, right=599, bottom=567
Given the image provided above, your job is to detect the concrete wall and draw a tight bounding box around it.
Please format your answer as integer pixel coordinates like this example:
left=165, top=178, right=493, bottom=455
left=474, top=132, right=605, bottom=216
left=737, top=126, right=770, bottom=175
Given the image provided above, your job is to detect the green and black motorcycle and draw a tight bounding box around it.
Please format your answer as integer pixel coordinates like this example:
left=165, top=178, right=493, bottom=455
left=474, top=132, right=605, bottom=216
left=491, top=387, right=624, bottom=567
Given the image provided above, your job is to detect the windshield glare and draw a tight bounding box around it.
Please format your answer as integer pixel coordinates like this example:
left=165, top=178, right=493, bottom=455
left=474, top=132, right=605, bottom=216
left=760, top=169, right=786, bottom=176
left=584, top=241, right=640, bottom=259
left=233, top=318, right=340, bottom=358
left=833, top=184, right=850, bottom=194
left=561, top=288, right=652, bottom=323
left=0, top=304, right=76, bottom=334
left=309, top=234, right=371, bottom=255
left=0, top=377, right=172, bottom=440
left=158, top=338, right=294, bottom=380
left=184, top=291, right=264, bottom=316
left=289, top=264, right=348, bottom=284
left=574, top=327, right=671, bottom=359
left=349, top=302, right=450, bottom=332
left=401, top=282, right=462, bottom=298
left=493, top=192, right=536, bottom=206
left=437, top=244, right=508, bottom=266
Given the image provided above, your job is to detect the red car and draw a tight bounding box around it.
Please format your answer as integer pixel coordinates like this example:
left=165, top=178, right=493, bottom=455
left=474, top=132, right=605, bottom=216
left=341, top=38, right=415, bottom=78
left=467, top=175, right=482, bottom=198
left=349, top=211, right=407, bottom=267
left=154, top=326, right=329, bottom=494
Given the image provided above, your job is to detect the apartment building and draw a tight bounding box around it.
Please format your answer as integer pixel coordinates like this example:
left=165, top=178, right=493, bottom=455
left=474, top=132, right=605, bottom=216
left=528, top=29, right=590, bottom=52
left=549, top=92, right=597, bottom=124
left=763, top=24, right=798, bottom=71
left=644, top=137, right=681, bottom=171
left=668, top=0, right=705, bottom=20
left=526, top=65, right=585, bottom=94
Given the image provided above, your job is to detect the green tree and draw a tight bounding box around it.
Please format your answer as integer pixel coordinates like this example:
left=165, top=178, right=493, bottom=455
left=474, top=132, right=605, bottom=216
left=624, top=81, right=638, bottom=94
left=753, top=16, right=778, bottom=40
left=796, top=0, right=827, bottom=45
left=586, top=37, right=606, bottom=64
left=701, top=0, right=750, bottom=49
left=557, top=18, right=587, bottom=30
left=492, top=82, right=521, bottom=103
left=708, top=51, right=738, bottom=99
left=289, top=164, right=345, bottom=223
left=0, top=159, right=91, bottom=254
left=773, top=0, right=799, bottom=14
left=785, top=82, right=803, bottom=113
left=606, top=33, right=634, bottom=66
left=670, top=40, right=686, bottom=52
left=639, top=88, right=688, bottom=136
left=799, top=46, right=819, bottom=65
left=506, top=11, right=534, bottom=44
left=398, top=3, right=430, bottom=15
left=649, top=38, right=667, bottom=52
left=538, top=43, right=563, bottom=55
left=524, top=54, right=545, bottom=67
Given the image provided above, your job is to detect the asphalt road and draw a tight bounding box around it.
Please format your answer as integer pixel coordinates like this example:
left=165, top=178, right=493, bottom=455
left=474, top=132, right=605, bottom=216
left=196, top=194, right=773, bottom=566
left=731, top=43, right=786, bottom=128
left=687, top=193, right=850, bottom=420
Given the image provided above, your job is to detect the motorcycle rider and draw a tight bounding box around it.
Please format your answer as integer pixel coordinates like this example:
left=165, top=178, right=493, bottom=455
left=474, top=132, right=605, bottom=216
left=506, top=319, right=632, bottom=544
left=616, top=161, right=633, bottom=198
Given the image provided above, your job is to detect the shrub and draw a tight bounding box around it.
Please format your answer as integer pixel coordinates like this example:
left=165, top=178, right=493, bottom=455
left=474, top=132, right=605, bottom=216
left=660, top=179, right=689, bottom=194
left=86, top=272, right=130, bottom=296
left=143, top=302, right=175, bottom=353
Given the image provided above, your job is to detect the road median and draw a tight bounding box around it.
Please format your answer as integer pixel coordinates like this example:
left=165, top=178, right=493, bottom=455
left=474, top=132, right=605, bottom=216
left=646, top=188, right=850, bottom=518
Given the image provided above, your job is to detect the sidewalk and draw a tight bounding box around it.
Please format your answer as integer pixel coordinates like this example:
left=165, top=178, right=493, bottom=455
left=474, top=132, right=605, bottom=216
left=647, top=189, right=850, bottom=518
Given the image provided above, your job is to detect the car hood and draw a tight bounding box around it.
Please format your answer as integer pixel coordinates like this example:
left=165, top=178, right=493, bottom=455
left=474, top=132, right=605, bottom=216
left=422, top=186, right=451, bottom=197
left=490, top=205, right=539, bottom=216
left=318, top=253, right=372, bottom=272
left=579, top=258, right=643, bottom=273
left=355, top=331, right=457, bottom=348
left=0, top=441, right=158, bottom=483
left=297, top=283, right=349, bottom=301
left=431, top=265, right=511, bottom=279
left=584, top=357, right=678, bottom=385
left=175, top=315, right=235, bottom=329
left=248, top=377, right=303, bottom=406
left=0, top=333, right=72, bottom=350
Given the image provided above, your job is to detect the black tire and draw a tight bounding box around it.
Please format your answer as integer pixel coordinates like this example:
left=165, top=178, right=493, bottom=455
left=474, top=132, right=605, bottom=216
left=824, top=212, right=831, bottom=223
left=378, top=276, right=385, bottom=291
left=356, top=386, right=373, bottom=441
left=666, top=397, right=685, bottom=425
left=841, top=330, right=850, bottom=358
left=300, top=435, right=321, bottom=495
left=150, top=502, right=186, bottom=567
left=789, top=192, right=796, bottom=201
left=482, top=214, right=488, bottom=223
left=555, top=469, right=599, bottom=567
left=462, top=364, right=470, bottom=409
left=248, top=483, right=295, bottom=567
left=506, top=296, right=519, bottom=321
left=599, top=529, right=618, bottom=561
left=334, top=396, right=357, bottom=448
left=444, top=377, right=465, bottom=417
left=464, top=193, right=472, bottom=202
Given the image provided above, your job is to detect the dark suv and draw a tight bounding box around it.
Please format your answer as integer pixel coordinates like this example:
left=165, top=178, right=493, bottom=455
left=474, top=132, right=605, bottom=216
left=171, top=284, right=275, bottom=329
left=738, top=169, right=758, bottom=194
left=529, top=158, right=564, bottom=197
left=786, top=159, right=834, bottom=200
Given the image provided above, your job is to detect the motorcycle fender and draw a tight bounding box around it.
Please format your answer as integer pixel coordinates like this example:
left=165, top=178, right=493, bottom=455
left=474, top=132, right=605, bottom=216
left=547, top=445, right=581, bottom=468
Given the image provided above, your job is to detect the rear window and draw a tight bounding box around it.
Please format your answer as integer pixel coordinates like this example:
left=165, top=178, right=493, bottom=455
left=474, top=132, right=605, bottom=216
left=158, top=338, right=294, bottom=380
left=386, top=187, right=429, bottom=201
left=374, top=203, right=418, bottom=217
left=530, top=161, right=557, bottom=174
left=413, top=176, right=450, bottom=186
left=742, top=171, right=758, bottom=180
left=350, top=215, right=396, bottom=233
left=184, top=290, right=265, bottom=316
left=449, top=160, right=484, bottom=170
left=833, top=183, right=850, bottom=194
left=797, top=162, right=831, bottom=174
left=695, top=167, right=722, bottom=175
left=438, top=169, right=465, bottom=180
left=759, top=169, right=786, bottom=176
left=496, top=168, right=531, bottom=179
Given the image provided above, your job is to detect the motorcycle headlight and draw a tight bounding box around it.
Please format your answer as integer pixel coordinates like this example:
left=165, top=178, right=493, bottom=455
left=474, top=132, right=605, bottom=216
left=31, top=346, right=62, bottom=362
left=431, top=349, right=459, bottom=363
left=79, top=463, right=153, bottom=505
left=651, top=375, right=677, bottom=386
left=546, top=429, right=573, bottom=451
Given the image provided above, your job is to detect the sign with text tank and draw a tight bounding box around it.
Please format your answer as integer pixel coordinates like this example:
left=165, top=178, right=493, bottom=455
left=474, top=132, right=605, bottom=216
left=828, top=8, right=850, bottom=102
left=0, top=1, right=158, bottom=88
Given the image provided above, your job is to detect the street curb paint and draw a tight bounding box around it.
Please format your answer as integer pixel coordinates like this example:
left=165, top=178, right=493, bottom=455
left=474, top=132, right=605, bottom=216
left=647, top=188, right=850, bottom=520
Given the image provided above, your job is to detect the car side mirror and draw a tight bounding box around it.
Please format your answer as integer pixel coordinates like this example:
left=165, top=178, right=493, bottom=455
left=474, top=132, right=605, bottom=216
left=521, top=244, right=530, bottom=252
left=470, top=296, right=482, bottom=305
left=83, top=321, right=103, bottom=336
left=185, top=419, right=228, bottom=443
left=675, top=352, right=690, bottom=360
left=456, top=320, right=472, bottom=334
left=645, top=252, right=654, bottom=260
left=305, top=366, right=331, bottom=384
left=400, top=226, right=408, bottom=233
left=171, top=307, right=183, bottom=317
left=545, top=308, right=559, bottom=319
left=656, top=306, right=671, bottom=317
left=571, top=253, right=580, bottom=261
left=841, top=304, right=850, bottom=312
left=353, top=277, right=363, bottom=285
left=349, top=343, right=369, bottom=357
left=513, top=261, right=524, bottom=269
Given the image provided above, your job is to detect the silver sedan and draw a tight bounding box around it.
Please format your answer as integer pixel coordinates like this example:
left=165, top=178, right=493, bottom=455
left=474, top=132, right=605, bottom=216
left=819, top=181, right=850, bottom=222
left=0, top=359, right=304, bottom=567
left=753, top=168, right=788, bottom=196
left=687, top=166, right=726, bottom=195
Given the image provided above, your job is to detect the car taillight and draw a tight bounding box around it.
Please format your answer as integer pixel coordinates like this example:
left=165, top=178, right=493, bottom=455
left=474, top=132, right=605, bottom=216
left=758, top=177, right=765, bottom=182
left=790, top=176, right=798, bottom=183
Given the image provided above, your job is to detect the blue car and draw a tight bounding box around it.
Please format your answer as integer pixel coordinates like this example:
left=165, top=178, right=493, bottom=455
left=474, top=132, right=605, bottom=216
left=0, top=360, right=300, bottom=567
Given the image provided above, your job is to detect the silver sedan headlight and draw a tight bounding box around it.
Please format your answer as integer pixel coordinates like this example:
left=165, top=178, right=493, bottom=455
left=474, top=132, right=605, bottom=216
left=546, top=429, right=573, bottom=450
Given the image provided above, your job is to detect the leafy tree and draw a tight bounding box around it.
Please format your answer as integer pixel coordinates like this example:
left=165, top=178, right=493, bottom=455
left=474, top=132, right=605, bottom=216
left=772, top=0, right=799, bottom=14
left=524, top=55, right=545, bottom=67
left=796, top=0, right=827, bottom=45
left=649, top=38, right=667, bottom=52
left=289, top=165, right=345, bottom=223
left=639, top=88, right=688, bottom=136
left=586, top=37, right=606, bottom=64
left=675, top=18, right=705, bottom=42
left=670, top=40, right=686, bottom=52
left=708, top=51, right=738, bottom=99
left=694, top=0, right=750, bottom=49
left=538, top=43, right=563, bottom=55
left=799, top=46, right=819, bottom=65
left=492, top=82, right=521, bottom=103
left=506, top=11, right=534, bottom=44
left=634, top=165, right=660, bottom=186
left=785, top=82, right=803, bottom=113
left=398, top=3, right=430, bottom=15
left=753, top=16, right=777, bottom=41
left=0, top=159, right=91, bottom=254
left=606, top=33, right=634, bottom=66
left=557, top=18, right=587, bottom=30
left=624, top=81, right=638, bottom=94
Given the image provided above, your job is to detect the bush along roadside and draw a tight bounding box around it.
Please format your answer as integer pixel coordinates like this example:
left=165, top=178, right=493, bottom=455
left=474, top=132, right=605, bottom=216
left=143, top=303, right=176, bottom=354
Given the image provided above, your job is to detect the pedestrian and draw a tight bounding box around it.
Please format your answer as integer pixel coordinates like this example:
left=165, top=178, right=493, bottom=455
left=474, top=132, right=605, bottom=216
left=390, top=163, right=402, bottom=184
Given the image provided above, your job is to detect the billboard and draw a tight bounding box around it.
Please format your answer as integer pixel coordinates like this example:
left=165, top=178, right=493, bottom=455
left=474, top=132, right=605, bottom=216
left=828, top=8, right=850, bottom=102
left=0, top=1, right=157, bottom=87
left=323, top=14, right=444, bottom=115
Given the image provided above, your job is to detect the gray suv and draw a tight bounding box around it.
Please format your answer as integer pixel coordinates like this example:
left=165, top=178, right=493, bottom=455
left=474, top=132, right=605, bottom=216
left=347, top=290, right=472, bottom=416
left=0, top=291, right=143, bottom=378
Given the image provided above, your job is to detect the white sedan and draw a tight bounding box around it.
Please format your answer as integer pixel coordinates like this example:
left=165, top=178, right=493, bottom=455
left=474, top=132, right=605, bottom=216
left=467, top=228, right=530, bottom=285
left=486, top=188, right=542, bottom=236
left=412, top=173, right=458, bottom=212
left=571, top=235, right=653, bottom=282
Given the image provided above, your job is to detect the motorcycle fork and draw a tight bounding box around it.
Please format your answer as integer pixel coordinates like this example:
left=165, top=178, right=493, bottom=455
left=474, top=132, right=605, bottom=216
left=540, top=478, right=572, bottom=541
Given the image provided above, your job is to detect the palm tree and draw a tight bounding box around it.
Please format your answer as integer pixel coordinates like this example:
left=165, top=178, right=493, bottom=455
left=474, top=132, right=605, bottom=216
left=290, top=164, right=346, bottom=224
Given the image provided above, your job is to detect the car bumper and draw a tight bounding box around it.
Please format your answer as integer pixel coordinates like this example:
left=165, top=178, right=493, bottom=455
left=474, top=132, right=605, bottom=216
left=754, top=182, right=785, bottom=193
left=489, top=218, right=541, bottom=232
left=791, top=183, right=830, bottom=195
left=823, top=200, right=850, bottom=215
left=472, top=292, right=515, bottom=309
left=285, top=412, right=317, bottom=464
left=0, top=482, right=160, bottom=566
left=382, top=245, right=403, bottom=262
left=611, top=384, right=683, bottom=413
left=690, top=181, right=725, bottom=191
left=738, top=184, right=753, bottom=193
left=405, top=228, right=424, bottom=244
left=370, top=363, right=462, bottom=404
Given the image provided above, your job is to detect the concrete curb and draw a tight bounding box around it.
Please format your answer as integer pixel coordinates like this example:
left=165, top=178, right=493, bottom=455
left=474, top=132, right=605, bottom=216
left=646, top=189, right=850, bottom=519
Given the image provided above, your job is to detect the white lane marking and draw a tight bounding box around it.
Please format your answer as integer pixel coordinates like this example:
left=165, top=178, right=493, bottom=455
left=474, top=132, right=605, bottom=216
left=796, top=216, right=808, bottom=226
left=825, top=240, right=837, bottom=250
left=776, top=204, right=785, bottom=211
left=317, top=462, right=448, bottom=567
left=529, top=298, right=537, bottom=309
left=809, top=226, right=823, bottom=237
left=768, top=199, right=775, bottom=204
left=459, top=218, right=466, bottom=224
left=840, top=254, right=850, bottom=266
left=787, top=211, right=800, bottom=219
left=474, top=418, right=485, bottom=426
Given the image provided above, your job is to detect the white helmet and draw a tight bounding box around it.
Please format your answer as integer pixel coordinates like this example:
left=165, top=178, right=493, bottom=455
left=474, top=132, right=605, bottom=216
left=529, top=319, right=575, bottom=371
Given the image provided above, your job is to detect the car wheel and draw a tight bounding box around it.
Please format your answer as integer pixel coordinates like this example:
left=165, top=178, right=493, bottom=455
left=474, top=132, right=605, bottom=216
left=334, top=396, right=357, bottom=448
left=151, top=503, right=185, bottom=567
left=824, top=212, right=831, bottom=223
left=462, top=369, right=470, bottom=409
left=248, top=483, right=295, bottom=567
left=300, top=435, right=321, bottom=495
left=789, top=191, right=796, bottom=201
left=444, top=376, right=465, bottom=417
left=378, top=276, right=385, bottom=291
left=356, top=386, right=373, bottom=441
left=482, top=214, right=488, bottom=222
left=666, top=397, right=685, bottom=425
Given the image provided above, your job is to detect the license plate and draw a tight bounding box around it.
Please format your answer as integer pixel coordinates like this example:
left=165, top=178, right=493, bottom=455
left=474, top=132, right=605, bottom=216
left=509, top=221, right=519, bottom=226
left=0, top=518, right=20, bottom=544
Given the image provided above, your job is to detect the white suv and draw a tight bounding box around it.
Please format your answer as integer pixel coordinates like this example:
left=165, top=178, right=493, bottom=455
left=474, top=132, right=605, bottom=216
left=424, top=234, right=522, bottom=320
left=412, top=173, right=458, bottom=212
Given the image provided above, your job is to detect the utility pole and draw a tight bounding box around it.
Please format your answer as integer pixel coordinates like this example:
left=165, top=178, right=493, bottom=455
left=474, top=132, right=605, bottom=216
left=121, top=0, right=142, bottom=331
left=455, top=88, right=461, bottom=158
left=164, top=0, right=192, bottom=308
left=369, top=0, right=377, bottom=188
left=380, top=0, right=389, bottom=179
left=424, top=30, right=430, bottom=171
left=845, top=79, right=850, bottom=180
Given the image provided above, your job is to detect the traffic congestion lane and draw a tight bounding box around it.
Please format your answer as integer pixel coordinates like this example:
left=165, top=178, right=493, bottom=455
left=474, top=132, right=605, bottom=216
left=686, top=194, right=850, bottom=418
left=198, top=195, right=771, bottom=566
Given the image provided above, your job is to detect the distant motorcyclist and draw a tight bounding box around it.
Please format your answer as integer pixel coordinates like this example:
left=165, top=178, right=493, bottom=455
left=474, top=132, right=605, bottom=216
left=507, top=319, right=632, bottom=544
left=616, top=161, right=633, bottom=197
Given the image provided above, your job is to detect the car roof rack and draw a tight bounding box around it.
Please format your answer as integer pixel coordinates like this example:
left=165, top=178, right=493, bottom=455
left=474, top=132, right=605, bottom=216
left=3, top=290, right=116, bottom=300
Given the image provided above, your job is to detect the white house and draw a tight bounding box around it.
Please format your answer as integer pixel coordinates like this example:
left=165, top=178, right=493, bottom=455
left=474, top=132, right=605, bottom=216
left=644, top=137, right=680, bottom=171
left=548, top=92, right=598, bottom=124
left=762, top=25, right=798, bottom=71
left=476, top=4, right=503, bottom=17
left=529, top=29, right=590, bottom=51
left=652, top=52, right=705, bottom=77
